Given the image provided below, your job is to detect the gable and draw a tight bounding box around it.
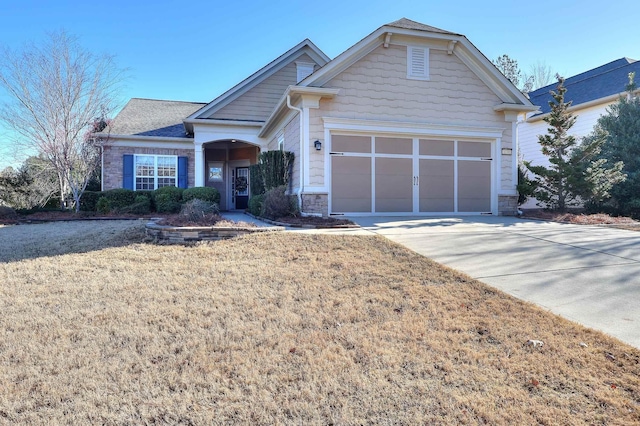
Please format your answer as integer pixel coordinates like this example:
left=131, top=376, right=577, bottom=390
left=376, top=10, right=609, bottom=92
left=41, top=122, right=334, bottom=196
left=209, top=53, right=319, bottom=122
left=321, top=44, right=503, bottom=126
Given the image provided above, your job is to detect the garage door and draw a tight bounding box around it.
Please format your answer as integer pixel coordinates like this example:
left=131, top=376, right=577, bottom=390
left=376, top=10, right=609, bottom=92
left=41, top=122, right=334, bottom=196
left=330, top=135, right=493, bottom=214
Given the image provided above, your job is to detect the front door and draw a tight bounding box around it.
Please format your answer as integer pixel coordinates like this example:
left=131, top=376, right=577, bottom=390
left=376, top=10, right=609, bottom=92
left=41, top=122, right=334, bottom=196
left=233, top=167, right=250, bottom=210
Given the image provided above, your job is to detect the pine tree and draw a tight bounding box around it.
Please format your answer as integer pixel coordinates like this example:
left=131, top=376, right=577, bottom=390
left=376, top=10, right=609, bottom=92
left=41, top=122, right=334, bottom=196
left=523, top=76, right=625, bottom=211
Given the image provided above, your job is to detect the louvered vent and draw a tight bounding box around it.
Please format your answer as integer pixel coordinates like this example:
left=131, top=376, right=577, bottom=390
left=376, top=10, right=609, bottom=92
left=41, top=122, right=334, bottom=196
left=296, top=62, right=315, bottom=83
left=408, top=46, right=429, bottom=80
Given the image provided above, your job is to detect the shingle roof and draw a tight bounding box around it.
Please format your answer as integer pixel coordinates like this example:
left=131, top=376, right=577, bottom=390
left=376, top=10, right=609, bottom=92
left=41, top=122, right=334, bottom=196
left=385, top=18, right=461, bottom=36
left=529, top=58, right=640, bottom=115
left=109, top=98, right=206, bottom=138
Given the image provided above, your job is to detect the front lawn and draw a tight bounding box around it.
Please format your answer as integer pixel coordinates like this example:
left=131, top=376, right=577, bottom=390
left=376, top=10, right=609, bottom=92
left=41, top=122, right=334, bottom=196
left=0, top=224, right=638, bottom=424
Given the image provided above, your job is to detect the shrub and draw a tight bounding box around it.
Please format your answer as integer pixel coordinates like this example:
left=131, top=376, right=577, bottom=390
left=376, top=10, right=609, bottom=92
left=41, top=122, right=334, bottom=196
left=183, top=187, right=220, bottom=204
left=155, top=186, right=184, bottom=213
left=96, top=197, right=110, bottom=214
left=119, top=195, right=151, bottom=215
left=0, top=206, right=18, bottom=221
left=180, top=199, right=220, bottom=222
left=103, top=189, right=136, bottom=210
left=262, top=186, right=298, bottom=220
left=134, top=190, right=156, bottom=211
left=248, top=194, right=265, bottom=216
left=249, top=164, right=264, bottom=196
left=80, top=191, right=103, bottom=212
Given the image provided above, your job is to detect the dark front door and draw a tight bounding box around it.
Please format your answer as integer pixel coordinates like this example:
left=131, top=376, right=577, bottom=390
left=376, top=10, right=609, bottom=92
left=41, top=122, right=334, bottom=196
left=234, top=167, right=249, bottom=209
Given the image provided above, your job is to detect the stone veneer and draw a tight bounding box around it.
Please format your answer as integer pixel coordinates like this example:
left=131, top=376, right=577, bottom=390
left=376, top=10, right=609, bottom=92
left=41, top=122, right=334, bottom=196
left=102, top=145, right=195, bottom=190
left=498, top=195, right=519, bottom=216
left=146, top=222, right=282, bottom=243
left=301, top=193, right=328, bottom=217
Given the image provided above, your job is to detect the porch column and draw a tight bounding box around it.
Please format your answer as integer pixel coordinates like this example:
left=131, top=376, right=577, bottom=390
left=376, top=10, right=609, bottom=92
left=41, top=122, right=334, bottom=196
left=194, top=142, right=204, bottom=187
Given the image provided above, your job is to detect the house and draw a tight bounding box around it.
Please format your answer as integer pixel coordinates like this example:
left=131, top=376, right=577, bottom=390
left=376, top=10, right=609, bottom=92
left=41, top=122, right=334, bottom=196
left=518, top=58, right=640, bottom=209
left=101, top=18, right=536, bottom=216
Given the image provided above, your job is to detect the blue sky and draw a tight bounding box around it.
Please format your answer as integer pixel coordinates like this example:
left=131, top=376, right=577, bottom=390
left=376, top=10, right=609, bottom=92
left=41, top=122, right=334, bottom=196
left=0, top=0, right=638, bottom=169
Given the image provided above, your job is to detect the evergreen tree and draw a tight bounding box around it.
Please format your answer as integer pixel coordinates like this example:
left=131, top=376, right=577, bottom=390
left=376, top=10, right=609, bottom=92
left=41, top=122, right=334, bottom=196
left=585, top=72, right=640, bottom=216
left=522, top=76, right=625, bottom=211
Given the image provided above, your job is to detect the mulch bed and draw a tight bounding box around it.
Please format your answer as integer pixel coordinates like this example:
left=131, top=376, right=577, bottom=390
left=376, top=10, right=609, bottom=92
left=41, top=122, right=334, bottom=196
left=521, top=210, right=639, bottom=225
left=272, top=215, right=357, bottom=228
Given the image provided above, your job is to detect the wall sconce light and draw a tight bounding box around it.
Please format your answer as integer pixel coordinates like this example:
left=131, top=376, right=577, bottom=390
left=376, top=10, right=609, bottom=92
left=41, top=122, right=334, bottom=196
left=501, top=148, right=513, bottom=155
left=314, top=140, right=322, bottom=151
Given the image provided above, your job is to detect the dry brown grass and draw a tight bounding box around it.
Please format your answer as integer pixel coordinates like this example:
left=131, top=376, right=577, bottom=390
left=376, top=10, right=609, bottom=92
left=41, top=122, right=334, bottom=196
left=0, top=224, right=639, bottom=424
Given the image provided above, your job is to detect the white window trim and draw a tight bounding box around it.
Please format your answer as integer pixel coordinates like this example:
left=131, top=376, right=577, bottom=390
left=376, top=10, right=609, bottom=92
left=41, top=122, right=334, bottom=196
left=277, top=134, right=285, bottom=151
left=407, top=46, right=430, bottom=80
left=134, top=154, right=178, bottom=191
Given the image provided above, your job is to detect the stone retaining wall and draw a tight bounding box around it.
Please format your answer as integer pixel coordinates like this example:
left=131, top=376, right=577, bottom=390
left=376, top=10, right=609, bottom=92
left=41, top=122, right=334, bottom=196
left=146, top=222, right=283, bottom=243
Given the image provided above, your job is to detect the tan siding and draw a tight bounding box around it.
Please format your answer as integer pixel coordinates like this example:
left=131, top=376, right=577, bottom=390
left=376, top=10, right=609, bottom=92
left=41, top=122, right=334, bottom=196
left=284, top=114, right=300, bottom=193
left=308, top=44, right=510, bottom=188
left=211, top=54, right=317, bottom=122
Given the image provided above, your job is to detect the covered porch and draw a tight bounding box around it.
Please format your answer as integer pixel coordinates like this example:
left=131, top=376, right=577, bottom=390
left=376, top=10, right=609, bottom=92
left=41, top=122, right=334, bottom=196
left=196, top=139, right=259, bottom=211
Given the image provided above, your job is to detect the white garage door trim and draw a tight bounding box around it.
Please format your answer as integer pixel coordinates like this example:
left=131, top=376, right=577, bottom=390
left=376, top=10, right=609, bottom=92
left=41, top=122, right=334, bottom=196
left=323, top=118, right=505, bottom=216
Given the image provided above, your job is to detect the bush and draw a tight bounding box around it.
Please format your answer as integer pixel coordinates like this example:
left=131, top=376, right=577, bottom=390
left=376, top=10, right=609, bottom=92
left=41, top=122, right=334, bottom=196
left=262, top=186, right=298, bottom=220
left=249, top=164, right=264, bottom=196
left=248, top=194, right=265, bottom=216
left=119, top=195, right=151, bottom=215
left=96, top=197, right=110, bottom=214
left=80, top=191, right=103, bottom=212
left=103, top=189, right=136, bottom=210
left=134, top=190, right=156, bottom=211
left=183, top=187, right=220, bottom=204
left=155, top=186, right=184, bottom=213
left=0, top=206, right=18, bottom=221
left=180, top=199, right=219, bottom=222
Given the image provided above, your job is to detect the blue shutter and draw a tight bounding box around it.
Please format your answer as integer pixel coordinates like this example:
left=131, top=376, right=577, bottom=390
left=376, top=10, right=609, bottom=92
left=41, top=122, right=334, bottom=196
left=177, top=156, right=188, bottom=188
left=123, top=155, right=134, bottom=190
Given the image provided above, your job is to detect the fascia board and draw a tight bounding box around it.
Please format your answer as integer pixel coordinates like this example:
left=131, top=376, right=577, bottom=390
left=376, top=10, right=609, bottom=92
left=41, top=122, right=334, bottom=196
left=453, top=39, right=532, bottom=106
left=184, top=118, right=263, bottom=128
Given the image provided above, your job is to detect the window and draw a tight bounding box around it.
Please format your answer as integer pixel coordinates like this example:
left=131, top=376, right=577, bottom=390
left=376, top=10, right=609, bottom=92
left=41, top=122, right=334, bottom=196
left=277, top=134, right=284, bottom=151
left=407, top=46, right=429, bottom=80
left=134, top=155, right=177, bottom=190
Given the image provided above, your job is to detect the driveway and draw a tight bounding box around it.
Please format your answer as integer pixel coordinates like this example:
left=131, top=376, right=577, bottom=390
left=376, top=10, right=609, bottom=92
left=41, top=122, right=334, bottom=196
left=348, top=216, right=640, bottom=348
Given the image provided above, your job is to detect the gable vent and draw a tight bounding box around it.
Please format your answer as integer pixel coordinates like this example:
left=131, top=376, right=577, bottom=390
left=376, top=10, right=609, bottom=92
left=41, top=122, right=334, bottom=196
left=296, top=61, right=316, bottom=83
left=407, top=46, right=429, bottom=80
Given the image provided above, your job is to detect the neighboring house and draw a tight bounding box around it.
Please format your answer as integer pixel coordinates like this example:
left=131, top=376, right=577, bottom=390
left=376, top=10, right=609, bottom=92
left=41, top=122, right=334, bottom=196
left=519, top=57, right=640, bottom=209
left=101, top=18, right=536, bottom=216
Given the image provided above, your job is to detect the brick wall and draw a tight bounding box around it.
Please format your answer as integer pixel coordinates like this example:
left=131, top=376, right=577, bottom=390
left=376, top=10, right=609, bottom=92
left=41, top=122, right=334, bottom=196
left=102, top=145, right=195, bottom=190
left=498, top=195, right=518, bottom=216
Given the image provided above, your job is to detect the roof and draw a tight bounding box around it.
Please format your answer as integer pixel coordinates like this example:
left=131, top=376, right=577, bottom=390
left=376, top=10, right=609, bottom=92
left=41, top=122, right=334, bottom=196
left=529, top=58, right=640, bottom=115
left=385, top=18, right=461, bottom=36
left=109, top=98, right=205, bottom=138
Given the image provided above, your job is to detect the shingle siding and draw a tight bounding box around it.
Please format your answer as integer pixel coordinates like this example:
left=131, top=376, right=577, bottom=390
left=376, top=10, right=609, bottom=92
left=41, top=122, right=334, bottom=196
left=307, top=44, right=510, bottom=188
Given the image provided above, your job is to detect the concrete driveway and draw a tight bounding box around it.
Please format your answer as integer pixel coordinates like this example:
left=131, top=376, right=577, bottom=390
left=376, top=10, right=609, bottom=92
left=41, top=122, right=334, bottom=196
left=348, top=216, right=640, bottom=348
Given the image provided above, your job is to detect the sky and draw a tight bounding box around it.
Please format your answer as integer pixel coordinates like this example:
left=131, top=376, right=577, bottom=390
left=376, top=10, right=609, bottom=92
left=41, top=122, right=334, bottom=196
left=0, top=0, right=638, bottom=169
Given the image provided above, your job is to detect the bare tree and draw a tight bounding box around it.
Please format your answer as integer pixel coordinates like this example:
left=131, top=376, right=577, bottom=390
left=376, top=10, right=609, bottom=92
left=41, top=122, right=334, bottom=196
left=524, top=61, right=556, bottom=91
left=493, top=54, right=534, bottom=94
left=0, top=31, right=124, bottom=211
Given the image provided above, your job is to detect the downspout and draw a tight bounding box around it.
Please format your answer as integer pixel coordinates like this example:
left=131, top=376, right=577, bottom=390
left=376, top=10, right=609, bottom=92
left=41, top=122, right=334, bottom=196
left=286, top=94, right=304, bottom=209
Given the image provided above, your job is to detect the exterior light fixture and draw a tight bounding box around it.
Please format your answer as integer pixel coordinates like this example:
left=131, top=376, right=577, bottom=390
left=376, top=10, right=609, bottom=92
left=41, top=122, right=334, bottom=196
left=314, top=140, right=322, bottom=151
left=501, top=148, right=513, bottom=155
